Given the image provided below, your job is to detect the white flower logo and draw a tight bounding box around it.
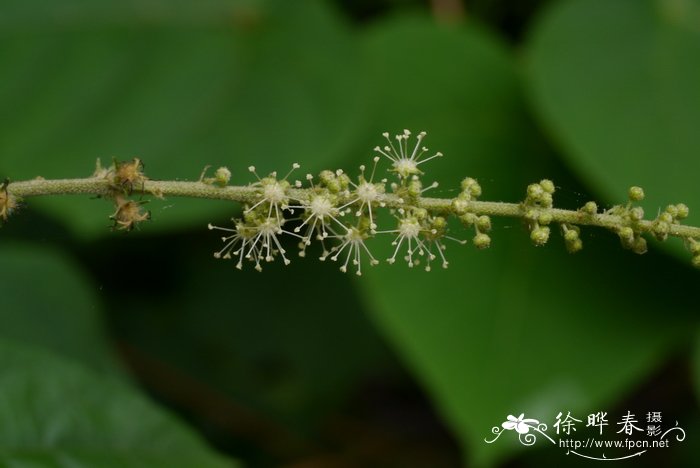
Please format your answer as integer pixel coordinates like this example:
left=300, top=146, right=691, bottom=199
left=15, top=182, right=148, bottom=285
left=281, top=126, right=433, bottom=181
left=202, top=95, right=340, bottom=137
left=486, top=413, right=555, bottom=446
left=502, top=414, right=540, bottom=434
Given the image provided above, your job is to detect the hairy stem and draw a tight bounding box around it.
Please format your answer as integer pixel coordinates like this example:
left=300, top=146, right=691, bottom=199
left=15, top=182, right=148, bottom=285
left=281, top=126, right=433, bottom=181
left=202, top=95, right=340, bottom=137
left=7, top=177, right=700, bottom=239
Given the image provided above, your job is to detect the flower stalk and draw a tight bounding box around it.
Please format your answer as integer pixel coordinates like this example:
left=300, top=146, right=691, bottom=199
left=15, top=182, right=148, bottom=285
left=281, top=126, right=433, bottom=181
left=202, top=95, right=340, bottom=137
left=3, top=130, right=700, bottom=273
left=6, top=178, right=699, bottom=236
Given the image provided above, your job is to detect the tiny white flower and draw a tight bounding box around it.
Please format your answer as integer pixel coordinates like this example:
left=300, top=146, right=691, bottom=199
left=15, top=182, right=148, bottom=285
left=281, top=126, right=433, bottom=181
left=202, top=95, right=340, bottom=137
left=339, top=157, right=386, bottom=232
left=324, top=224, right=379, bottom=276
left=376, top=209, right=430, bottom=268
left=208, top=221, right=264, bottom=271
left=246, top=163, right=301, bottom=223
left=209, top=214, right=303, bottom=271
left=377, top=210, right=466, bottom=271
left=288, top=179, right=348, bottom=257
left=374, top=130, right=443, bottom=179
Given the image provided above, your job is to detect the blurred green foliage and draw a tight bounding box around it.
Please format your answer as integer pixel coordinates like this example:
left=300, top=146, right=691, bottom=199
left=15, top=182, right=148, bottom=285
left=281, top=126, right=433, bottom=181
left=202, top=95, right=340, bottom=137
left=0, top=0, right=699, bottom=467
left=0, top=339, right=234, bottom=467
left=528, top=0, right=700, bottom=258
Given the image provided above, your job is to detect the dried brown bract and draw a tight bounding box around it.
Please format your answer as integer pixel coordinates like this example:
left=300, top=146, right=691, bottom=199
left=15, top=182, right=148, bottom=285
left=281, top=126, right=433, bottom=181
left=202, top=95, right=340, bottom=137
left=0, top=179, right=17, bottom=221
left=110, top=196, right=150, bottom=231
left=111, top=158, right=147, bottom=193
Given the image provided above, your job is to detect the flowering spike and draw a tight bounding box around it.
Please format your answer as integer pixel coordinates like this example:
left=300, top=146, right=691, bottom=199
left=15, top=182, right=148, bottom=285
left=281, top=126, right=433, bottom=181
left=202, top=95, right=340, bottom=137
left=5, top=129, right=700, bottom=271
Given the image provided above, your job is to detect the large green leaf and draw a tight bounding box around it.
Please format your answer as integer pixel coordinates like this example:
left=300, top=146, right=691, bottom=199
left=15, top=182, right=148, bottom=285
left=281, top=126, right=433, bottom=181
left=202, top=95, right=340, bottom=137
left=0, top=242, right=121, bottom=374
left=527, top=0, right=700, bottom=257
left=358, top=15, right=545, bottom=192
left=0, top=0, right=367, bottom=236
left=0, top=339, right=234, bottom=467
left=106, top=234, right=396, bottom=432
left=355, top=14, right=693, bottom=467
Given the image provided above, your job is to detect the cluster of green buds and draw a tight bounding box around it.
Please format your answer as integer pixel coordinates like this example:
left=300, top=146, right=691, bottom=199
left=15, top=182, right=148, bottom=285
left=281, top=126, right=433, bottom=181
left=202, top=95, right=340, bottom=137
left=452, top=177, right=491, bottom=249
left=522, top=179, right=556, bottom=246
left=561, top=224, right=582, bottom=253
left=608, top=186, right=649, bottom=254
left=651, top=202, right=689, bottom=242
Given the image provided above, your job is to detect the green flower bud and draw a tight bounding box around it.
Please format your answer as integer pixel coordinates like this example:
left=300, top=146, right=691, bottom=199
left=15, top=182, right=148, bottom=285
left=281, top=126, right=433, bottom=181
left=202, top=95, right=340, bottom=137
left=618, top=227, right=634, bottom=243
left=564, top=229, right=579, bottom=242
left=538, top=212, right=553, bottom=225
left=451, top=198, right=469, bottom=215
left=689, top=239, right=700, bottom=255
left=676, top=203, right=689, bottom=219
left=461, top=177, right=481, bottom=197
left=628, top=186, right=645, bottom=202
left=327, top=180, right=341, bottom=193
left=665, top=204, right=678, bottom=218
left=632, top=236, right=648, bottom=255
left=659, top=212, right=673, bottom=224
left=540, top=179, right=555, bottom=194
left=337, top=173, right=350, bottom=191
left=653, top=221, right=669, bottom=240
left=460, top=177, right=475, bottom=191
left=473, top=232, right=491, bottom=249
left=630, top=206, right=644, bottom=221
left=476, top=215, right=491, bottom=232
left=431, top=216, right=447, bottom=230
left=582, top=201, right=598, bottom=215
left=459, top=213, right=477, bottom=226
left=414, top=208, right=428, bottom=220
left=214, top=167, right=231, bottom=186
left=527, top=183, right=543, bottom=199
left=524, top=209, right=538, bottom=221
left=319, top=170, right=335, bottom=184
left=566, top=238, right=583, bottom=253
left=530, top=226, right=550, bottom=246
left=408, top=179, right=422, bottom=198
left=540, top=192, right=553, bottom=208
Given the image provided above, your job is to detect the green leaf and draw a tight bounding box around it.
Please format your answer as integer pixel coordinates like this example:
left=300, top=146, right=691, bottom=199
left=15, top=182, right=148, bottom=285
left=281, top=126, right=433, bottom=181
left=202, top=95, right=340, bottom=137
left=0, top=0, right=367, bottom=237
left=0, top=338, right=234, bottom=467
left=355, top=14, right=693, bottom=467
left=0, top=242, right=121, bottom=374
left=108, top=241, right=396, bottom=430
left=362, top=239, right=692, bottom=466
left=359, top=15, right=545, bottom=193
left=527, top=0, right=700, bottom=258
